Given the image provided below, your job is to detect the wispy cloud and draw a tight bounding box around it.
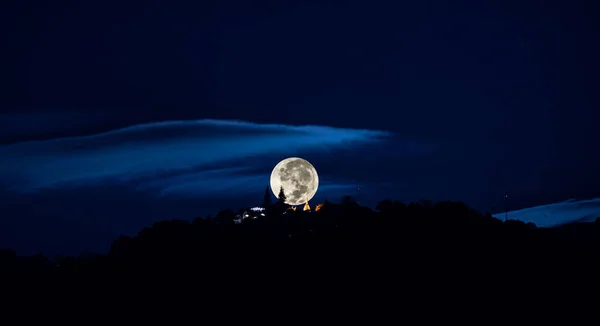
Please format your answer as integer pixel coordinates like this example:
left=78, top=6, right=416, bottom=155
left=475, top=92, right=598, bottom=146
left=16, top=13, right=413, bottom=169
left=0, top=112, right=108, bottom=144
left=135, top=167, right=265, bottom=198
left=493, top=198, right=600, bottom=227
left=0, top=119, right=391, bottom=193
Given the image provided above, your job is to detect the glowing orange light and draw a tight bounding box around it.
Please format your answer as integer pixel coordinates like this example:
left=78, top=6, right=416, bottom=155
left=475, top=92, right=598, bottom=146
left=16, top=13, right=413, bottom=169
left=303, top=201, right=311, bottom=211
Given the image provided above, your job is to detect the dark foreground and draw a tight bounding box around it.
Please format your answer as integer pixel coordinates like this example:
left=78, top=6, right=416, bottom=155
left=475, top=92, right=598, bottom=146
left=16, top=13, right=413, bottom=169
left=2, top=200, right=600, bottom=312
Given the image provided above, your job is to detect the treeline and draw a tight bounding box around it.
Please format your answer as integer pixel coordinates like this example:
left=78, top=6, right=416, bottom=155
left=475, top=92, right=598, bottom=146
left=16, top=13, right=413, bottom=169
left=2, top=198, right=600, bottom=298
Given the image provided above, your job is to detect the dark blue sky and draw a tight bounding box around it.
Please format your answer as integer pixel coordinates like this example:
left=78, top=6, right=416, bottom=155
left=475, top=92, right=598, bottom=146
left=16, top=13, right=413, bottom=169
left=1, top=0, right=598, bottom=256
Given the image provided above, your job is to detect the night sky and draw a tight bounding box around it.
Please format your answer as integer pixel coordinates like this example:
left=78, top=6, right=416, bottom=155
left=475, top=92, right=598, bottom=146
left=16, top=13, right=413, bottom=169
left=1, top=0, right=599, bottom=256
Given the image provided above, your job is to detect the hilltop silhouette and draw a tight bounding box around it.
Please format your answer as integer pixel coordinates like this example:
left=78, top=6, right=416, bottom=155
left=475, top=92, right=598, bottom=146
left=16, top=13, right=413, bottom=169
left=2, top=196, right=600, bottom=308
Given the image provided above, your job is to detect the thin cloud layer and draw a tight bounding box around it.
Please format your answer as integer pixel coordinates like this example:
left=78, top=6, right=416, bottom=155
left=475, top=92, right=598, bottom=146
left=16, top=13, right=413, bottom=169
left=135, top=167, right=360, bottom=200
left=0, top=112, right=108, bottom=143
left=0, top=119, right=391, bottom=193
left=135, top=167, right=266, bottom=198
left=493, top=198, right=600, bottom=227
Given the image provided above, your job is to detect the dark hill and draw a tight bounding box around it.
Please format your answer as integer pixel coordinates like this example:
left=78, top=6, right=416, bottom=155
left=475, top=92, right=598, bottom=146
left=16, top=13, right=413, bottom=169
left=2, top=199, right=599, bottom=312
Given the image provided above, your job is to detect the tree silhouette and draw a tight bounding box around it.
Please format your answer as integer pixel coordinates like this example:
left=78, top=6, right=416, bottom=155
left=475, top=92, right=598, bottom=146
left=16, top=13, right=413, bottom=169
left=214, top=209, right=236, bottom=225
left=376, top=199, right=393, bottom=213
left=341, top=195, right=357, bottom=206
left=277, top=186, right=286, bottom=203
left=10, top=188, right=600, bottom=301
left=263, top=186, right=272, bottom=208
left=268, top=186, right=289, bottom=215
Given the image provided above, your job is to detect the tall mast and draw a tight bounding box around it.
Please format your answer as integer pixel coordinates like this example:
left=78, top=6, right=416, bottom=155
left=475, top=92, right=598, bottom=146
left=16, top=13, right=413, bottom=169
left=504, top=192, right=508, bottom=222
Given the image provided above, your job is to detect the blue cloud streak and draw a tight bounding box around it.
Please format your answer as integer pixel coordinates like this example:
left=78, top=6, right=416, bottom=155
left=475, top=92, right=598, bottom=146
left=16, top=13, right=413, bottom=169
left=493, top=198, right=600, bottom=227
left=0, top=119, right=391, bottom=193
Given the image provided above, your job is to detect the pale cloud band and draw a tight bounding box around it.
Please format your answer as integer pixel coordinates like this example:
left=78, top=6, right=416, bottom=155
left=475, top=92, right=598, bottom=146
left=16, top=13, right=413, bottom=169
left=0, top=119, right=391, bottom=193
left=493, top=198, right=600, bottom=227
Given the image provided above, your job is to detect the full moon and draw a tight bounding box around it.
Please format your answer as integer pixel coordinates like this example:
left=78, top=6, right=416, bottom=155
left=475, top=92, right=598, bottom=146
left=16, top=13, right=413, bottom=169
left=270, top=157, right=319, bottom=206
